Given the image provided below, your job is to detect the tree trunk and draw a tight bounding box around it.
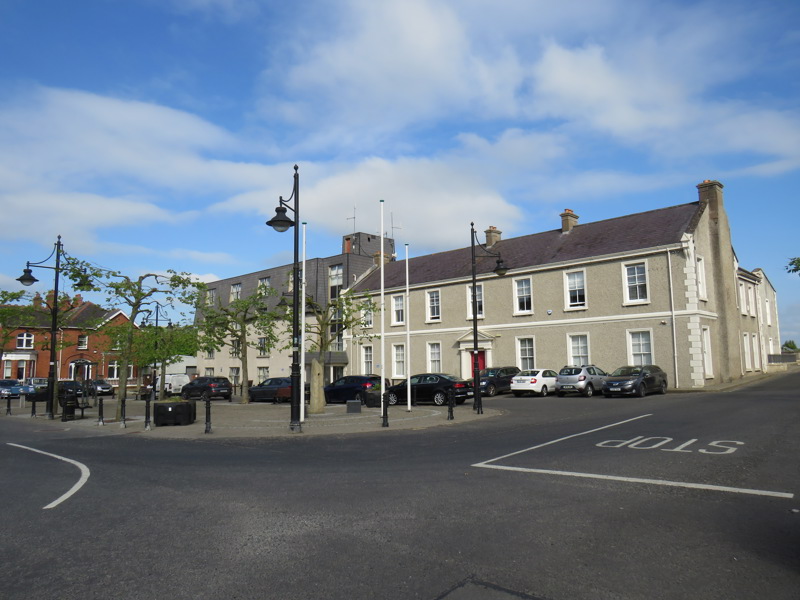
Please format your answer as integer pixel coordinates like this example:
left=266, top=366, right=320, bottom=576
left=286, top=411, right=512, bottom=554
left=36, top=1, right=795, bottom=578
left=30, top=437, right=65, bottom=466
left=239, top=329, right=249, bottom=403
left=309, top=357, right=325, bottom=414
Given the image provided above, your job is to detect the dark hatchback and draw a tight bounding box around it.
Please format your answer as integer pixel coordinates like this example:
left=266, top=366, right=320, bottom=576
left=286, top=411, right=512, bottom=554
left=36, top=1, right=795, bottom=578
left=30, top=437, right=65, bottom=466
left=89, top=379, right=114, bottom=396
left=324, top=375, right=387, bottom=405
left=249, top=377, right=291, bottom=403
left=180, top=377, right=233, bottom=400
left=386, top=373, right=473, bottom=406
left=476, top=366, right=521, bottom=397
left=602, top=365, right=668, bottom=397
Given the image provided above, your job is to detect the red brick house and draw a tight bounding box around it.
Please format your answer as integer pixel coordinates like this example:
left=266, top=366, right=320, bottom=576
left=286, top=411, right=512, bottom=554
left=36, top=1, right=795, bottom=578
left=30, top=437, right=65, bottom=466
left=0, top=292, right=138, bottom=387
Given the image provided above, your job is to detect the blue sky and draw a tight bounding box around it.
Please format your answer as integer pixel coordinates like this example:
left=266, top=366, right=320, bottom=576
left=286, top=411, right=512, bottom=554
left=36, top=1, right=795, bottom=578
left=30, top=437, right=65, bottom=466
left=0, top=0, right=798, bottom=340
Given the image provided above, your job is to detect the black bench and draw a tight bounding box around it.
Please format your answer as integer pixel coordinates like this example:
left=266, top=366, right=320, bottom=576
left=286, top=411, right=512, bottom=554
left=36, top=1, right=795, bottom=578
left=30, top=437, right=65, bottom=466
left=59, top=393, right=91, bottom=420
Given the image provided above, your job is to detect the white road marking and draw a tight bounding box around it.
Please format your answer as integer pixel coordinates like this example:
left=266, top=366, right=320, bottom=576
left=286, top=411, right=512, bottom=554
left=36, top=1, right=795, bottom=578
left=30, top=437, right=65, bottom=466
left=471, top=414, right=794, bottom=499
left=7, top=443, right=91, bottom=509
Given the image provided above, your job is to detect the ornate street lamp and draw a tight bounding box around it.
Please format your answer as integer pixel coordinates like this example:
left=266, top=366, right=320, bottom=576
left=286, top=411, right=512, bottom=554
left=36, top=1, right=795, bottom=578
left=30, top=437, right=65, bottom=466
left=266, top=165, right=302, bottom=432
left=470, top=222, right=508, bottom=414
left=18, top=237, right=90, bottom=421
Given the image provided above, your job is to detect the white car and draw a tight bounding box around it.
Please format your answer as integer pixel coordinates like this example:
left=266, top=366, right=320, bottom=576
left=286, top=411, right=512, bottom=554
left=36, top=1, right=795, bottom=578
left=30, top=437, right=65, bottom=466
left=510, top=369, right=559, bottom=397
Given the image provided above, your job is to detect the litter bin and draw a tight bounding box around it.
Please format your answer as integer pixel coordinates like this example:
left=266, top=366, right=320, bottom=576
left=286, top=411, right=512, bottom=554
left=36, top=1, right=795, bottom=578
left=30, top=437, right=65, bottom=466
left=153, top=401, right=195, bottom=426
left=346, top=400, right=361, bottom=413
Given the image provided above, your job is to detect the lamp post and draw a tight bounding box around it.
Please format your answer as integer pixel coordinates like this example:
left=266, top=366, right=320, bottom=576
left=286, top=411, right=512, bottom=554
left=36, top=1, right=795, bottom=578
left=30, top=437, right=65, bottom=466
left=266, top=165, right=302, bottom=432
left=17, top=236, right=64, bottom=420
left=470, top=222, right=508, bottom=414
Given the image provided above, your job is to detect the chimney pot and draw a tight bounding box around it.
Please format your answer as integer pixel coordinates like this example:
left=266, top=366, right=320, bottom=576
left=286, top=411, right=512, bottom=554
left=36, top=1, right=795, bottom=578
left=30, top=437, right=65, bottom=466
left=560, top=209, right=579, bottom=233
left=485, top=226, right=502, bottom=247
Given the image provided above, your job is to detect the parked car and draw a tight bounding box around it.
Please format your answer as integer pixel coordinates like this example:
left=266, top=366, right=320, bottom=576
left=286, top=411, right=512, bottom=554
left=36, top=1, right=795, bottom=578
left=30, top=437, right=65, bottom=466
left=57, top=380, right=85, bottom=399
left=88, top=379, right=114, bottom=396
left=180, top=377, right=233, bottom=400
left=386, top=373, right=473, bottom=406
left=324, top=375, right=388, bottom=405
left=556, top=365, right=608, bottom=397
left=475, top=366, right=521, bottom=397
left=25, top=377, right=50, bottom=391
left=0, top=379, right=23, bottom=399
left=510, top=369, right=559, bottom=397
left=249, top=377, right=292, bottom=403
left=602, top=365, right=668, bottom=397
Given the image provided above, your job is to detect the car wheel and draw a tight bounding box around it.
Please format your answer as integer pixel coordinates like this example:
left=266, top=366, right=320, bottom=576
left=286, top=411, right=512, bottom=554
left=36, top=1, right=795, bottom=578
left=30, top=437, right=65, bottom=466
left=583, top=384, right=594, bottom=398
left=200, top=391, right=210, bottom=402
left=659, top=380, right=667, bottom=395
left=485, top=384, right=497, bottom=397
left=387, top=392, right=399, bottom=405
left=637, top=384, right=646, bottom=398
left=181, top=391, right=190, bottom=400
left=512, top=391, right=523, bottom=397
left=433, top=391, right=447, bottom=406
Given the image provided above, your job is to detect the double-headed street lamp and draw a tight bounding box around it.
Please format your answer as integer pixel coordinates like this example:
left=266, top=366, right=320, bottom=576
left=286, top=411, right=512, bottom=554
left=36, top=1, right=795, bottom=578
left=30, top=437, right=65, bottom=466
left=266, top=165, right=302, bottom=432
left=470, top=222, right=508, bottom=414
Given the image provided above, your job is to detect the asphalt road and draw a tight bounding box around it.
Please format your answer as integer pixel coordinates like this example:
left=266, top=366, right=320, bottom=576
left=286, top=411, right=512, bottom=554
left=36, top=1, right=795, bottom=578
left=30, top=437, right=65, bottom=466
left=1, top=372, right=798, bottom=600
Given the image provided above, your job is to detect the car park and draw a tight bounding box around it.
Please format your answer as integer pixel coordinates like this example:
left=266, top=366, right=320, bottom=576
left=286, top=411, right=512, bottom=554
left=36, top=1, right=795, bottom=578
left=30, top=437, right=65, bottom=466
left=180, top=376, right=233, bottom=400
left=602, top=365, right=668, bottom=397
left=556, top=365, right=608, bottom=397
left=510, top=369, right=559, bottom=397
left=476, top=366, right=521, bottom=396
left=324, top=375, right=387, bottom=405
left=386, top=373, right=473, bottom=406
left=249, top=377, right=292, bottom=402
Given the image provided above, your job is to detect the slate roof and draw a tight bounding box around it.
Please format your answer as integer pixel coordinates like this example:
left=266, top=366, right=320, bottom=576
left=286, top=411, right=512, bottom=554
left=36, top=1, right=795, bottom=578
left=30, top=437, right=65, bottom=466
left=352, top=201, right=703, bottom=292
left=3, top=300, right=124, bottom=330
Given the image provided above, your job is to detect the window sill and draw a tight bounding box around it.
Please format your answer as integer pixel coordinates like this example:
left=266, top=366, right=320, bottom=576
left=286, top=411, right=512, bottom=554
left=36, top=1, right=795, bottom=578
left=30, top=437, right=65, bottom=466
left=563, top=306, right=587, bottom=312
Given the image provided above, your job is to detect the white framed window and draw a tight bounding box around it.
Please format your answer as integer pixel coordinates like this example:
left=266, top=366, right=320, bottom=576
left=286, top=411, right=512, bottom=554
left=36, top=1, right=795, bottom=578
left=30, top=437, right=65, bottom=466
left=748, top=286, right=756, bottom=317
left=108, top=361, right=119, bottom=380
left=702, top=326, right=714, bottom=378
left=230, top=339, right=241, bottom=358
left=765, top=299, right=772, bottom=326
left=329, top=264, right=343, bottom=299
left=229, top=367, right=240, bottom=385
left=568, top=333, right=589, bottom=365
left=230, top=283, right=242, bottom=302
left=3, top=361, right=11, bottom=378
left=564, top=270, right=587, bottom=310
left=77, top=334, right=88, bottom=350
left=467, top=283, right=484, bottom=319
left=742, top=333, right=752, bottom=371
left=628, top=330, right=653, bottom=365
left=257, top=337, right=269, bottom=357
left=392, top=295, right=405, bottom=325
left=752, top=333, right=760, bottom=370
left=363, top=307, right=373, bottom=328
left=392, top=344, right=406, bottom=378
left=517, top=337, right=535, bottom=370
left=206, top=349, right=215, bottom=359
left=427, top=342, right=441, bottom=372
left=363, top=345, right=373, bottom=374
left=739, top=282, right=746, bottom=314
left=204, top=367, right=215, bottom=377
left=696, top=256, right=707, bottom=300
left=623, top=261, right=648, bottom=304
left=257, top=366, right=269, bottom=381
left=427, top=290, right=441, bottom=321
left=206, top=288, right=217, bottom=306
left=258, top=277, right=271, bottom=291
left=514, top=277, right=532, bottom=314
left=16, top=332, right=34, bottom=349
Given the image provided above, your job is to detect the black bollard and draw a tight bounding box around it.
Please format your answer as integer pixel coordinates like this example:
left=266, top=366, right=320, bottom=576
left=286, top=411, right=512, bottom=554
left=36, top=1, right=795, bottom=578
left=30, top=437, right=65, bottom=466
left=145, top=388, right=153, bottom=431
left=205, top=395, right=212, bottom=434
left=120, top=396, right=126, bottom=428
left=97, top=396, right=104, bottom=426
left=5, top=395, right=10, bottom=416
left=447, top=388, right=455, bottom=421
left=30, top=395, right=37, bottom=418
left=381, top=391, right=389, bottom=428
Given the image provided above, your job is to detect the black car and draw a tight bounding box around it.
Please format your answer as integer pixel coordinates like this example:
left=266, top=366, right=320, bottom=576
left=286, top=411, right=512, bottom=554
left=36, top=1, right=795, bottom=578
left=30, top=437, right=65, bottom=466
left=386, top=373, right=473, bottom=406
left=324, top=375, right=387, bottom=405
left=476, top=366, right=521, bottom=397
left=181, top=377, right=232, bottom=400
left=602, top=365, right=668, bottom=397
left=249, top=377, right=291, bottom=403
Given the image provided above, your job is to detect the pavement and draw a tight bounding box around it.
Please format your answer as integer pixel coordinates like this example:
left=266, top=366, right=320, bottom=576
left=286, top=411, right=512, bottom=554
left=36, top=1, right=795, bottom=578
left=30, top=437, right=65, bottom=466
left=4, top=365, right=796, bottom=440
left=4, top=395, right=500, bottom=439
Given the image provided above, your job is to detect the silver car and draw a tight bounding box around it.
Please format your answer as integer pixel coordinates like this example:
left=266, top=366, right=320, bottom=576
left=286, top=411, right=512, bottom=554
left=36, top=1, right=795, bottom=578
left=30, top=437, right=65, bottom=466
left=555, top=365, right=608, bottom=397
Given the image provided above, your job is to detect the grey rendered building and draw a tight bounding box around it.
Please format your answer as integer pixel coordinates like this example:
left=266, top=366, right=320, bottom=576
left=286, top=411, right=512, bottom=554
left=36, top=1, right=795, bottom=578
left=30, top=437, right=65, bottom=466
left=348, top=180, right=780, bottom=390
left=195, top=232, right=394, bottom=387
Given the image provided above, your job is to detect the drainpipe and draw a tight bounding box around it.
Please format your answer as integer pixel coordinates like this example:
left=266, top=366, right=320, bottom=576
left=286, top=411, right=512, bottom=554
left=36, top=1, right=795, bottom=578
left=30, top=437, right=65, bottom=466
left=667, top=249, right=679, bottom=389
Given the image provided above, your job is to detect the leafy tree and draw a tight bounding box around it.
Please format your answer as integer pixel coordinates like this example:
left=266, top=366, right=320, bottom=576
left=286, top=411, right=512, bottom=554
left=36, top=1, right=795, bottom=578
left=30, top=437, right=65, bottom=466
left=787, top=258, right=800, bottom=274
left=131, top=322, right=199, bottom=398
left=782, top=340, right=799, bottom=353
left=293, top=289, right=377, bottom=414
left=196, top=284, right=279, bottom=403
left=63, top=260, right=202, bottom=422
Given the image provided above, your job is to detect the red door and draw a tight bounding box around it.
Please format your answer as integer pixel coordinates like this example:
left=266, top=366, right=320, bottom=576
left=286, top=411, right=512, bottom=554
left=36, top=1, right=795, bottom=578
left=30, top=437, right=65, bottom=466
left=471, top=350, right=486, bottom=371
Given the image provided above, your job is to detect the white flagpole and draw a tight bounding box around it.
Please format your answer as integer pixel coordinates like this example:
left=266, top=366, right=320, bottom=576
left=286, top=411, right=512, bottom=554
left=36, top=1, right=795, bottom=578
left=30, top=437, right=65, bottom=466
left=380, top=199, right=386, bottom=425
left=405, top=243, right=411, bottom=412
left=300, top=221, right=307, bottom=423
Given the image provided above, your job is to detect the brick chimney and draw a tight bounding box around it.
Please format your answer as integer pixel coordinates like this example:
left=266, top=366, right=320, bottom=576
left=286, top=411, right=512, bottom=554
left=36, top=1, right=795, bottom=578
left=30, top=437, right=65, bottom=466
left=560, top=209, right=579, bottom=233
left=33, top=292, right=42, bottom=309
left=696, top=179, right=724, bottom=221
left=485, top=226, right=501, bottom=248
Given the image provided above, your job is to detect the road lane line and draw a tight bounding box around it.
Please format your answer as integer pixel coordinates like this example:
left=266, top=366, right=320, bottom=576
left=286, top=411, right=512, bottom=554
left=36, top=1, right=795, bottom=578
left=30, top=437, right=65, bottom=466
left=473, top=413, right=654, bottom=467
left=474, top=464, right=795, bottom=499
left=7, top=443, right=91, bottom=509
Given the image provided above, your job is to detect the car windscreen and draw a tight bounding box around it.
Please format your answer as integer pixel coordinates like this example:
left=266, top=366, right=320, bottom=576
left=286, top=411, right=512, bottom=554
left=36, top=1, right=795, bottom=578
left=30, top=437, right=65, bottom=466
left=611, top=367, right=641, bottom=376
